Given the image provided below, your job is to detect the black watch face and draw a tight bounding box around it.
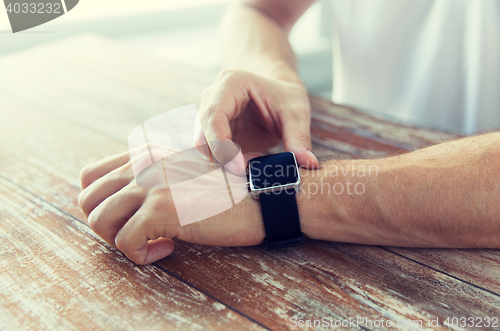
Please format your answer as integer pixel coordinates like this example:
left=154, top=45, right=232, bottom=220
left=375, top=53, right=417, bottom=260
left=248, top=152, right=299, bottom=190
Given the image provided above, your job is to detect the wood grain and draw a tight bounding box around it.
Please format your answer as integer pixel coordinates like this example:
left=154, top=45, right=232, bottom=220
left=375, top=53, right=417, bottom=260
left=157, top=241, right=500, bottom=330
left=4, top=90, right=499, bottom=331
left=0, top=177, right=263, bottom=331
left=309, top=96, right=460, bottom=156
left=386, top=247, right=500, bottom=295
left=1, top=34, right=499, bottom=331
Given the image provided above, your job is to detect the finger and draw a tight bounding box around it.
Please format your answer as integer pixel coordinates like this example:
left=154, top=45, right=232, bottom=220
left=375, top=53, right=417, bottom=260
left=78, top=162, right=134, bottom=217
left=200, top=111, right=246, bottom=176
left=281, top=111, right=319, bottom=168
left=115, top=201, right=179, bottom=264
left=199, top=73, right=248, bottom=174
left=225, top=152, right=261, bottom=175
left=222, top=146, right=246, bottom=176
left=87, top=183, right=146, bottom=248
left=143, top=238, right=175, bottom=264
left=80, top=151, right=130, bottom=190
left=195, top=112, right=243, bottom=175
left=200, top=105, right=236, bottom=156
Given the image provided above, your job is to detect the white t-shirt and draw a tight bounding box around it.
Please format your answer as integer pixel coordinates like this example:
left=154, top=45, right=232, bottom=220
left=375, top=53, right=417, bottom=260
left=330, top=0, right=500, bottom=134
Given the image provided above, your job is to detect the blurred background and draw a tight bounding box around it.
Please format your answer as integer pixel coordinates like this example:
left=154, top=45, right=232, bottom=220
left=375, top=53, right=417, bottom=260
left=0, top=0, right=333, bottom=98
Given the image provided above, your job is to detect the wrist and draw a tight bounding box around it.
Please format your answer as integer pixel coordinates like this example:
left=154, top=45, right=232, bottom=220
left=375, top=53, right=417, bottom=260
left=264, top=62, right=304, bottom=86
left=296, top=165, right=334, bottom=240
left=223, top=60, right=304, bottom=87
left=297, top=160, right=383, bottom=243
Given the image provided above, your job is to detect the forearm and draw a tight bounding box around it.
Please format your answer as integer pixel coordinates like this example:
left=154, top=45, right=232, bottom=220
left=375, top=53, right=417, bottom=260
left=220, top=1, right=309, bottom=84
left=301, top=132, right=500, bottom=248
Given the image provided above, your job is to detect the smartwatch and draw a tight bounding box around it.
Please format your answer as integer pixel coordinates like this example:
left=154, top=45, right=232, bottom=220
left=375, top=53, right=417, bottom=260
left=247, top=152, right=305, bottom=249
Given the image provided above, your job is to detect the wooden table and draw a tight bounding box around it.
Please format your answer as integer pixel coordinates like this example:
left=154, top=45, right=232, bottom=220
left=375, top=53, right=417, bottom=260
left=1, top=34, right=499, bottom=331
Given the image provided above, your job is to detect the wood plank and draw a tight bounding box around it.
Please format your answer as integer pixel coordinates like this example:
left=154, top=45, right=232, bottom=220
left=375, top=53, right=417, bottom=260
left=0, top=34, right=213, bottom=145
left=159, top=241, right=500, bottom=330
left=0, top=177, right=263, bottom=331
left=1, top=80, right=500, bottom=330
left=386, top=247, right=500, bottom=295
left=309, top=96, right=460, bottom=156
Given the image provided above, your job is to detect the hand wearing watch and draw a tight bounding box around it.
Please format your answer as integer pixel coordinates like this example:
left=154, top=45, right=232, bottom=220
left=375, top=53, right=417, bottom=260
left=247, top=152, right=305, bottom=249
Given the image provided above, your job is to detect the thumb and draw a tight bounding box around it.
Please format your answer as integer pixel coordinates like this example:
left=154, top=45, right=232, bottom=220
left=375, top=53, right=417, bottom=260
left=141, top=238, right=175, bottom=265
left=281, top=114, right=319, bottom=169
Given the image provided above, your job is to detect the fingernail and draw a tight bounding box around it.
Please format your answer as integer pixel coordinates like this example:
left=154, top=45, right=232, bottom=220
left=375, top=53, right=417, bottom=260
left=224, top=150, right=246, bottom=176
left=225, top=160, right=237, bottom=172
left=307, top=150, right=319, bottom=168
left=307, top=150, right=317, bottom=160
left=225, top=160, right=245, bottom=176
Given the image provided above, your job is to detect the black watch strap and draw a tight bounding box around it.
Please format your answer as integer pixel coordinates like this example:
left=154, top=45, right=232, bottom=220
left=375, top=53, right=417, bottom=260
left=259, top=188, right=305, bottom=250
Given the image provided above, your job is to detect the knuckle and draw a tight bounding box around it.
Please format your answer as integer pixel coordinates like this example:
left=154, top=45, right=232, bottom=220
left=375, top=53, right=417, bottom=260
left=285, top=100, right=311, bottom=120
left=284, top=133, right=312, bottom=149
left=288, top=84, right=309, bottom=98
left=279, top=110, right=307, bottom=126
left=295, top=133, right=312, bottom=143
left=198, top=109, right=219, bottom=134
left=150, top=187, right=169, bottom=202
left=114, top=233, right=128, bottom=253
left=146, top=188, right=173, bottom=212
left=132, top=143, right=150, bottom=156
left=294, top=101, right=311, bottom=113
left=77, top=190, right=87, bottom=212
left=116, top=164, right=136, bottom=187
left=130, top=152, right=153, bottom=174
left=78, top=190, right=95, bottom=217
left=199, top=105, right=215, bottom=121
left=217, top=69, right=245, bottom=85
left=128, top=181, right=149, bottom=199
left=115, top=232, right=145, bottom=265
left=79, top=164, right=93, bottom=189
left=147, top=142, right=165, bottom=151
left=287, top=109, right=309, bottom=121
left=201, top=85, right=213, bottom=100
left=217, top=68, right=236, bottom=80
left=284, top=94, right=310, bottom=113
left=297, top=110, right=311, bottom=121
left=126, top=181, right=141, bottom=196
left=116, top=162, right=133, bottom=178
left=201, top=109, right=216, bottom=124
left=87, top=210, right=100, bottom=234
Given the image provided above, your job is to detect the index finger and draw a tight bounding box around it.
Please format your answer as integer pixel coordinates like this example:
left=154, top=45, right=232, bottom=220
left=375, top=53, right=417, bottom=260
left=80, top=151, right=130, bottom=190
